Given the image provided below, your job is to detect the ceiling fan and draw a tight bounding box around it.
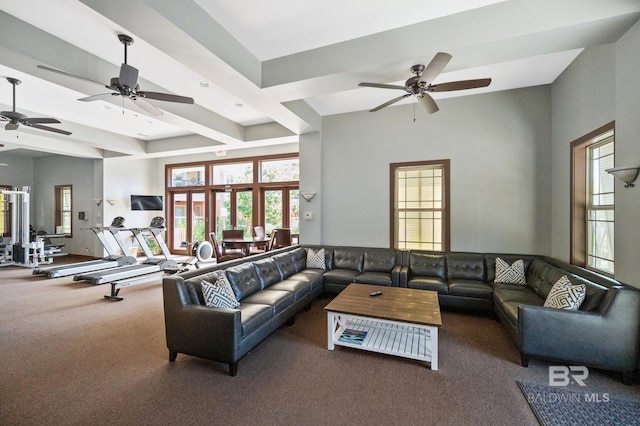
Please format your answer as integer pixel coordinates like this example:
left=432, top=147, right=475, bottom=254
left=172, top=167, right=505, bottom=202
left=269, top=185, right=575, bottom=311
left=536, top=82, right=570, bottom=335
left=1, top=77, right=72, bottom=135
left=38, top=34, right=194, bottom=117
left=359, top=52, right=491, bottom=113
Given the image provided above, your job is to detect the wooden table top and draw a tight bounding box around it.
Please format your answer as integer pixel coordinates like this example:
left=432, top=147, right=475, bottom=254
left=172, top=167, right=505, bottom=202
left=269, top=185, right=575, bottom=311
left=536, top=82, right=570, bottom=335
left=324, top=284, right=442, bottom=327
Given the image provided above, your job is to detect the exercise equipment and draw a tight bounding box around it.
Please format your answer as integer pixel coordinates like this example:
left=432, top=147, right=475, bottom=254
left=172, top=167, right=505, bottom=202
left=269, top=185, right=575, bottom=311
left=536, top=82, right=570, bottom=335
left=74, top=217, right=177, bottom=285
left=0, top=187, right=60, bottom=268
left=33, top=217, right=136, bottom=278
left=103, top=239, right=212, bottom=302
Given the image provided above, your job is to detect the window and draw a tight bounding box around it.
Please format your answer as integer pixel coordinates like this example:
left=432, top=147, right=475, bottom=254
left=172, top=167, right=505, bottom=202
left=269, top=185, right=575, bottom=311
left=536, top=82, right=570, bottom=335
left=587, top=137, right=615, bottom=274
left=55, top=185, right=72, bottom=236
left=391, top=160, right=450, bottom=251
left=166, top=154, right=298, bottom=253
left=571, top=122, right=614, bottom=275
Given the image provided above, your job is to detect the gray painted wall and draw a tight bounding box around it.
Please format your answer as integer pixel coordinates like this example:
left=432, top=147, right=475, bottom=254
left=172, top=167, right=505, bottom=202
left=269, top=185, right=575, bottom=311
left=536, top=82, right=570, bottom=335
left=316, top=86, right=552, bottom=253
left=550, top=21, right=640, bottom=288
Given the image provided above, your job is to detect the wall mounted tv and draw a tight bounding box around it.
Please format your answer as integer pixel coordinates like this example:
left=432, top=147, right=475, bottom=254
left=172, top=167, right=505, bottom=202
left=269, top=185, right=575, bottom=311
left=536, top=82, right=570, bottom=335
left=130, top=195, right=163, bottom=211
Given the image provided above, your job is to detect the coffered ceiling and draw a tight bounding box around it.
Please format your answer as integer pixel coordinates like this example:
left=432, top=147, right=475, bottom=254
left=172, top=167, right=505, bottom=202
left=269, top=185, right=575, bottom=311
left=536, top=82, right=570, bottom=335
left=0, top=0, right=638, bottom=160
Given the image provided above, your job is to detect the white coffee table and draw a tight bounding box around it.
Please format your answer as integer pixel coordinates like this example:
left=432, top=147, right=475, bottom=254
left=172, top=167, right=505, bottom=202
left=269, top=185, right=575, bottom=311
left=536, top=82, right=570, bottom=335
left=324, top=283, right=442, bottom=370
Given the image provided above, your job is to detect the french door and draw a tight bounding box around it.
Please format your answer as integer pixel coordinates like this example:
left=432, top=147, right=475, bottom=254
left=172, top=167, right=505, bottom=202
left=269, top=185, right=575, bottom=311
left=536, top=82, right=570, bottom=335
left=262, top=187, right=299, bottom=234
left=212, top=189, right=253, bottom=239
left=169, top=191, right=206, bottom=254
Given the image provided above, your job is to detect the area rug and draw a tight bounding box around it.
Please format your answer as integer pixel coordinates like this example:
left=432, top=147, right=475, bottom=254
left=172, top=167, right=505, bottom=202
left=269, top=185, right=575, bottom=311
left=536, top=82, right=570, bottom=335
left=517, top=381, right=640, bottom=426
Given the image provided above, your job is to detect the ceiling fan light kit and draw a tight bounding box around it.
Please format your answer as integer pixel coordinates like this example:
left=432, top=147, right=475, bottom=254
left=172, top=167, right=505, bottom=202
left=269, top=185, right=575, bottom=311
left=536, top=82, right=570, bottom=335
left=38, top=34, right=195, bottom=117
left=359, top=52, right=491, bottom=115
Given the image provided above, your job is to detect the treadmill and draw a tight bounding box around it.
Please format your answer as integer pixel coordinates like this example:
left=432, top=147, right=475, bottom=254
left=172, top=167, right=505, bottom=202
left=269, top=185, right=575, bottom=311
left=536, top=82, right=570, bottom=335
left=33, top=217, right=136, bottom=278
left=73, top=217, right=177, bottom=285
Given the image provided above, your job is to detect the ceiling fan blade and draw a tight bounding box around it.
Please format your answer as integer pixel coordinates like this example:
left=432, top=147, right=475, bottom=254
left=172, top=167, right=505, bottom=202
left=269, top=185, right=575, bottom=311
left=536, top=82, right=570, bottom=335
left=429, top=78, right=492, bottom=92
left=37, top=65, right=106, bottom=87
left=369, top=93, right=412, bottom=112
left=22, top=117, right=61, bottom=124
left=358, top=82, right=406, bottom=90
left=27, top=123, right=72, bottom=135
left=119, top=63, right=139, bottom=89
left=138, top=91, right=195, bottom=104
left=79, top=92, right=120, bottom=102
left=5, top=122, right=19, bottom=131
left=419, top=52, right=452, bottom=85
left=417, top=93, right=439, bottom=114
left=129, top=96, right=163, bottom=116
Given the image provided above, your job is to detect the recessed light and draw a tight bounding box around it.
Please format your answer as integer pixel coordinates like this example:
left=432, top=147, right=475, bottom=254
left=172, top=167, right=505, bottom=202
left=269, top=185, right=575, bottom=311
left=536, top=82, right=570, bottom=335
left=200, top=81, right=209, bottom=88
left=101, top=105, right=112, bottom=110
left=235, top=102, right=243, bottom=107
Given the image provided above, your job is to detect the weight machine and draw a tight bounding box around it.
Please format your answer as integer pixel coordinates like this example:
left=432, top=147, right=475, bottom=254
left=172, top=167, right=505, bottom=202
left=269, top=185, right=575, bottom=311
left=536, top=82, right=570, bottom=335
left=0, top=187, right=62, bottom=268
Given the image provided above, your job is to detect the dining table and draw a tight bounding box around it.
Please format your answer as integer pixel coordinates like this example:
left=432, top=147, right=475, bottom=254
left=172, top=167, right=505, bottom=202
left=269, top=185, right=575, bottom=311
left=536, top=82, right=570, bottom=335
left=220, top=237, right=271, bottom=256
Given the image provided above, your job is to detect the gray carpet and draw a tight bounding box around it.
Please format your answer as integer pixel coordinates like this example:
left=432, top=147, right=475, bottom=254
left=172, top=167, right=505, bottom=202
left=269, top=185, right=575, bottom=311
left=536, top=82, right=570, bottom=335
left=517, top=381, right=640, bottom=426
left=1, top=257, right=638, bottom=425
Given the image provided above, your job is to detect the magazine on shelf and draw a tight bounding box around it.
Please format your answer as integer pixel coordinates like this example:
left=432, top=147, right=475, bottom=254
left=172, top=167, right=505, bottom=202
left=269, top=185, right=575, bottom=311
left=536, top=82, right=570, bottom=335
left=339, top=328, right=368, bottom=345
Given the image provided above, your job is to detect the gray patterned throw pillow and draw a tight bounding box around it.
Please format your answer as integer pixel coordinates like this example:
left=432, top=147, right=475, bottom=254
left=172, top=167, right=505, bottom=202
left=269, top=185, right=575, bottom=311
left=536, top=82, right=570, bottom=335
left=306, top=248, right=326, bottom=269
left=201, top=273, right=240, bottom=309
left=543, top=275, right=586, bottom=310
left=495, top=257, right=526, bottom=285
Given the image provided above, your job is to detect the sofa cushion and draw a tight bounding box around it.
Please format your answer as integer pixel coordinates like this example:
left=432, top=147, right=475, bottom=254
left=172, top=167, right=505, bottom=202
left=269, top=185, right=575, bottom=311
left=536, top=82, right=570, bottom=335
left=306, top=248, right=326, bottom=269
left=269, top=277, right=312, bottom=301
left=241, top=289, right=293, bottom=315
left=447, top=253, right=485, bottom=281
left=543, top=275, right=586, bottom=310
left=323, top=269, right=358, bottom=285
left=565, top=274, right=608, bottom=312
left=273, top=252, right=297, bottom=279
left=407, top=277, right=448, bottom=294
left=526, top=259, right=568, bottom=299
left=494, top=257, right=526, bottom=285
left=448, top=279, right=493, bottom=299
left=363, top=249, right=396, bottom=273
left=356, top=271, right=393, bottom=286
left=333, top=248, right=364, bottom=272
left=201, top=275, right=239, bottom=309
left=253, top=258, right=281, bottom=288
left=409, top=253, right=446, bottom=279
left=290, top=247, right=308, bottom=272
left=238, top=303, right=273, bottom=336
left=225, top=263, right=262, bottom=301
left=493, top=286, right=543, bottom=306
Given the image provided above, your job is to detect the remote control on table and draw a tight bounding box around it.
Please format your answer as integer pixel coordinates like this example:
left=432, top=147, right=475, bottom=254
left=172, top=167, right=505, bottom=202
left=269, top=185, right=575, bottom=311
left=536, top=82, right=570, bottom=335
left=370, top=291, right=383, bottom=297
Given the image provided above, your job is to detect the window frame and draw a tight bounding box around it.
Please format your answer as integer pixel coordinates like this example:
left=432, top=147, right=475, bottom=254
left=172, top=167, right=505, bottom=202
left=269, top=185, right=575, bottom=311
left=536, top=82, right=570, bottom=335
left=390, top=159, right=450, bottom=251
left=55, top=184, right=72, bottom=237
left=570, top=121, right=615, bottom=276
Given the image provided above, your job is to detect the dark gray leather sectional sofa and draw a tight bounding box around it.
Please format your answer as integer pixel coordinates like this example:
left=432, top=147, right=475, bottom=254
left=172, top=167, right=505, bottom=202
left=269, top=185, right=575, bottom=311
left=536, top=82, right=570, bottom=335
left=162, top=245, right=640, bottom=382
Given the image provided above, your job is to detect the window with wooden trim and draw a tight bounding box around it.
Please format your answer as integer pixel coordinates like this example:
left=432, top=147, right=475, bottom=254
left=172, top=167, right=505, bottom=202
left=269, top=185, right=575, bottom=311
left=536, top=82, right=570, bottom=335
left=391, top=160, right=450, bottom=251
left=571, top=122, right=614, bottom=275
left=55, top=185, right=72, bottom=236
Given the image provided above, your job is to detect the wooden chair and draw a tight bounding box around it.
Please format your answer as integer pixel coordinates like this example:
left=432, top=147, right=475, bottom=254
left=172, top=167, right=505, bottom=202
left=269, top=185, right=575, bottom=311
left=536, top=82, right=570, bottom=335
left=250, top=226, right=267, bottom=254
left=271, top=228, right=292, bottom=250
left=221, top=229, right=244, bottom=254
left=209, top=233, right=245, bottom=263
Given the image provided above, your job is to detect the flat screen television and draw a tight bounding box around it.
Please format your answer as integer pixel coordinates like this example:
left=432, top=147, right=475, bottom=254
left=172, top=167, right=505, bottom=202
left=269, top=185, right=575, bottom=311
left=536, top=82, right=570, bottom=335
left=130, top=195, right=163, bottom=211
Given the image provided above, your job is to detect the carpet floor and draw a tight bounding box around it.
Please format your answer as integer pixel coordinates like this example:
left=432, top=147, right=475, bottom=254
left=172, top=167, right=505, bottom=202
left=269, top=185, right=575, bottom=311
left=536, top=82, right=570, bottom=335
left=1, top=258, right=639, bottom=425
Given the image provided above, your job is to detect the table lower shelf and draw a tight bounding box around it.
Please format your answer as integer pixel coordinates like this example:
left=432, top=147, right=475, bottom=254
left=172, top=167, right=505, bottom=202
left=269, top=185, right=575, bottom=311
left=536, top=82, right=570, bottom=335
left=327, top=313, right=439, bottom=370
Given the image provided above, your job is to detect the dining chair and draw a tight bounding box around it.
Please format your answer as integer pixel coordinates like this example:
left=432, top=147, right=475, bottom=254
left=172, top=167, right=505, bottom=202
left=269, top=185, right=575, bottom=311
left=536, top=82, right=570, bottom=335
left=250, top=226, right=267, bottom=254
left=271, top=228, right=292, bottom=250
left=221, top=229, right=244, bottom=254
left=209, top=232, right=245, bottom=263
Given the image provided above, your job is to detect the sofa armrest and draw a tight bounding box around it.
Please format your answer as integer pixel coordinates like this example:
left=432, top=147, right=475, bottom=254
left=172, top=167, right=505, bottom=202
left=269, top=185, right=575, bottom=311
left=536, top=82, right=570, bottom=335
left=398, top=265, right=409, bottom=287
left=518, top=287, right=640, bottom=371
left=391, top=264, right=403, bottom=287
left=163, top=279, right=242, bottom=363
